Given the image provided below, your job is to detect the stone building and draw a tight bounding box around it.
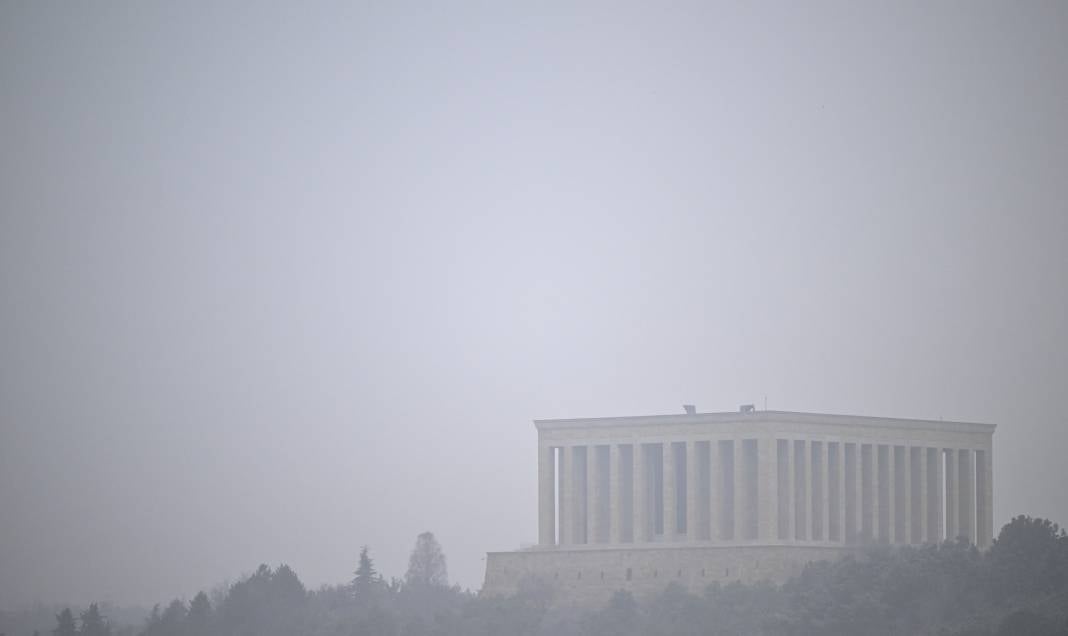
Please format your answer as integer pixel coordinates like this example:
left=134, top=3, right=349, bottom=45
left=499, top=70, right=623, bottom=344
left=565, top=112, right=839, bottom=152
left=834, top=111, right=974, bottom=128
left=483, top=408, right=995, bottom=603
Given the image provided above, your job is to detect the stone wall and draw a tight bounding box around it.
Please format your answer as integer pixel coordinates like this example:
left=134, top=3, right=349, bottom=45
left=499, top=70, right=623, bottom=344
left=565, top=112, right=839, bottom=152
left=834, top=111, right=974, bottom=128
left=483, top=544, right=856, bottom=606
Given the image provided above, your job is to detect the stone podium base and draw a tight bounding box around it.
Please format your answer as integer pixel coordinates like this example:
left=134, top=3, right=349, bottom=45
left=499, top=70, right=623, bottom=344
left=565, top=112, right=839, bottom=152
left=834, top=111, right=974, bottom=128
left=482, top=543, right=856, bottom=606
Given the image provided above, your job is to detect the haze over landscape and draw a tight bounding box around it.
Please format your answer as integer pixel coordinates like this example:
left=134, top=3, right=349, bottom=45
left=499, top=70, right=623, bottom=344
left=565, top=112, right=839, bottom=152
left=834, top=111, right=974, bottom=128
left=2, top=1, right=1067, bottom=613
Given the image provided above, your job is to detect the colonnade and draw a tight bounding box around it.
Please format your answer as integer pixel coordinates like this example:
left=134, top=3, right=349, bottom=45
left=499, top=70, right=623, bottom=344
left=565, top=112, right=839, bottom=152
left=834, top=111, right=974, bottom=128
left=538, top=438, right=994, bottom=549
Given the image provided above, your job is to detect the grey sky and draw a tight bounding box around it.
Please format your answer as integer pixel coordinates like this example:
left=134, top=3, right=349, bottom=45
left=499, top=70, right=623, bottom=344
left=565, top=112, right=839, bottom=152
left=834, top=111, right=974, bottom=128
left=1, top=1, right=1066, bottom=609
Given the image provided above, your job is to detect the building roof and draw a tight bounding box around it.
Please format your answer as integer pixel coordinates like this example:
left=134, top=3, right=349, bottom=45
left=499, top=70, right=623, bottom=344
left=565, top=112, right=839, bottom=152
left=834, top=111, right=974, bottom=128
left=534, top=410, right=996, bottom=434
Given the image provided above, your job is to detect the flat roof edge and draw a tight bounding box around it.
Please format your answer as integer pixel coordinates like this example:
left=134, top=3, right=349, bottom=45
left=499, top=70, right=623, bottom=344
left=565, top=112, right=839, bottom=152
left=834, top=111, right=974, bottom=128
left=533, top=410, right=996, bottom=433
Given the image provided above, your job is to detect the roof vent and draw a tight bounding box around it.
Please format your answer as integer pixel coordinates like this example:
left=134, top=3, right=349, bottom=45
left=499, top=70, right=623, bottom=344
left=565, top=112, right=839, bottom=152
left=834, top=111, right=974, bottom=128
left=740, top=404, right=755, bottom=414
left=683, top=404, right=696, bottom=415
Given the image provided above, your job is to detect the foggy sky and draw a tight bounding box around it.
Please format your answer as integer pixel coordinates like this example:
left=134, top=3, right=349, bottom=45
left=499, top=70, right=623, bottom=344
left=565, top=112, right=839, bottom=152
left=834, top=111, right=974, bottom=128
left=2, top=2, right=1067, bottom=609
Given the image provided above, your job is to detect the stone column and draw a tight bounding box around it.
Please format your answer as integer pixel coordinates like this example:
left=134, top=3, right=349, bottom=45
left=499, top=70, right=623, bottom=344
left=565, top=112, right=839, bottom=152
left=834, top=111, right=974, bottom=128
left=821, top=441, right=830, bottom=542
left=710, top=441, right=723, bottom=541
left=983, top=445, right=994, bottom=549
left=928, top=447, right=943, bottom=543
left=758, top=436, right=777, bottom=542
left=663, top=442, right=677, bottom=540
left=686, top=441, right=699, bottom=542
left=802, top=440, right=812, bottom=541
left=976, top=447, right=993, bottom=549
left=915, top=446, right=927, bottom=544
left=856, top=443, right=865, bottom=543
left=785, top=439, right=796, bottom=541
left=849, top=443, right=861, bottom=544
left=872, top=444, right=882, bottom=543
left=885, top=445, right=894, bottom=544
left=807, top=441, right=815, bottom=542
left=587, top=445, right=600, bottom=544
left=609, top=444, right=623, bottom=544
left=836, top=442, right=846, bottom=542
left=945, top=449, right=958, bottom=541
left=732, top=440, right=744, bottom=541
left=576, top=447, right=588, bottom=543
left=698, top=442, right=711, bottom=541
left=539, top=445, right=556, bottom=546
left=633, top=443, right=648, bottom=542
left=559, top=446, right=572, bottom=545
left=860, top=444, right=872, bottom=542
left=959, top=449, right=975, bottom=544
left=902, top=446, right=911, bottom=545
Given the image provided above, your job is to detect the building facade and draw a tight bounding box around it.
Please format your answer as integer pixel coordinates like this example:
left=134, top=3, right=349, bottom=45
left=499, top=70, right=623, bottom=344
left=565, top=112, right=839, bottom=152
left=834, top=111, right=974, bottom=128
left=483, top=409, right=995, bottom=603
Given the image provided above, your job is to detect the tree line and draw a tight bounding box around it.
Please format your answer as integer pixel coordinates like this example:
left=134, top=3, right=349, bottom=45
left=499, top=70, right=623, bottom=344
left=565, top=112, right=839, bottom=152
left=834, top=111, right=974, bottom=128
left=14, top=517, right=1068, bottom=636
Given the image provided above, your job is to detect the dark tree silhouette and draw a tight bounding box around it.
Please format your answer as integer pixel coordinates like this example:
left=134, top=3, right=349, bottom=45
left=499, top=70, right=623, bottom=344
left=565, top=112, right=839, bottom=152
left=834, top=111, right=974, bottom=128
left=272, top=564, right=307, bottom=603
left=186, top=591, right=211, bottom=634
left=990, top=515, right=1068, bottom=598
left=213, top=563, right=309, bottom=636
left=140, top=605, right=161, bottom=636
left=352, top=546, right=381, bottom=598
left=53, top=609, right=76, bottom=636
left=586, top=590, right=642, bottom=636
left=405, top=531, right=448, bottom=588
left=37, top=515, right=1068, bottom=636
left=79, top=604, right=110, bottom=636
left=152, top=599, right=185, bottom=636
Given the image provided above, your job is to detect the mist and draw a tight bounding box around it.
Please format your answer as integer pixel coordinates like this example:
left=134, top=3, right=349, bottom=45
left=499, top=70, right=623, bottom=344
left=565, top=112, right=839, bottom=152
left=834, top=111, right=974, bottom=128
left=1, top=0, right=1066, bottom=621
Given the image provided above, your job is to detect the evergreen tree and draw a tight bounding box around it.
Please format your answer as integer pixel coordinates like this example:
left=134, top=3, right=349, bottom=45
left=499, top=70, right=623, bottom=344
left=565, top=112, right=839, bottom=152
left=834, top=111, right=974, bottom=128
left=185, top=591, right=211, bottom=635
left=352, top=546, right=381, bottom=598
left=53, top=608, right=76, bottom=636
left=405, top=532, right=448, bottom=588
left=155, top=600, right=184, bottom=636
left=272, top=564, right=307, bottom=604
left=141, top=604, right=161, bottom=636
left=79, top=604, right=110, bottom=636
